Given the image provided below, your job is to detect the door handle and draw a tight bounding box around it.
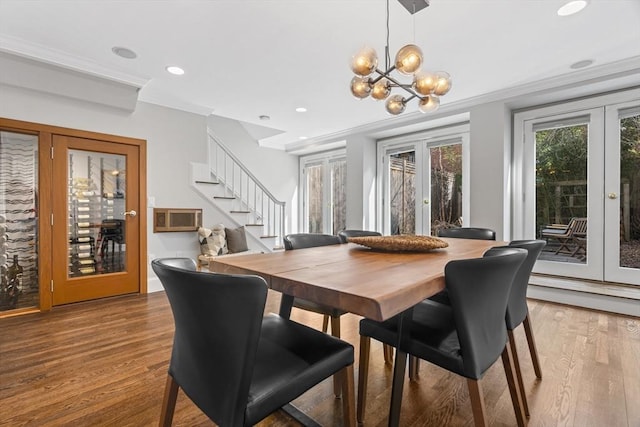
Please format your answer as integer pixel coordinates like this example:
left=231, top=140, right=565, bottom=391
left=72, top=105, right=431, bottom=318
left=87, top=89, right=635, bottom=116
left=607, top=193, right=617, bottom=200
left=123, top=210, right=137, bottom=218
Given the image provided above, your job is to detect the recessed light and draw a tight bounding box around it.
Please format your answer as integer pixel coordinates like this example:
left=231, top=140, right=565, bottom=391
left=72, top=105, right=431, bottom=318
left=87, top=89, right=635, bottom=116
left=570, top=59, right=594, bottom=69
left=557, top=0, right=588, bottom=16
left=166, top=66, right=185, bottom=75
left=295, top=107, right=307, bottom=113
left=299, top=136, right=308, bottom=140
left=112, top=46, right=137, bottom=59
left=259, top=115, right=270, bottom=121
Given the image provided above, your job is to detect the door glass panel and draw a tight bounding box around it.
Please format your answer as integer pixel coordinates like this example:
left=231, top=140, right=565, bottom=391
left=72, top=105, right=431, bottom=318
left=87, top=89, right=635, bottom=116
left=536, top=124, right=588, bottom=264
left=330, top=159, right=346, bottom=235
left=430, top=144, right=463, bottom=235
left=389, top=151, right=416, bottom=235
left=68, top=150, right=126, bottom=277
left=306, top=163, right=324, bottom=233
left=0, top=131, right=39, bottom=311
left=619, top=114, right=640, bottom=269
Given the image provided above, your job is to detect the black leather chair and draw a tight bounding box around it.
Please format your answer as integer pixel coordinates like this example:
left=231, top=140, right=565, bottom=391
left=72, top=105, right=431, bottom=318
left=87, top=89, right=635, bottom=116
left=437, top=226, right=496, bottom=240
left=504, top=239, right=546, bottom=416
left=152, top=258, right=356, bottom=427
left=283, top=233, right=348, bottom=396
left=357, top=248, right=528, bottom=427
left=337, top=229, right=382, bottom=243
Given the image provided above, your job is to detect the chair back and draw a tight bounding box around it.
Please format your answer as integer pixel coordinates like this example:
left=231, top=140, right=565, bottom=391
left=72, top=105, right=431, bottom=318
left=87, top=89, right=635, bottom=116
left=151, top=258, right=268, bottom=426
left=154, top=257, right=198, bottom=271
left=572, top=218, right=588, bottom=236
left=437, top=227, right=496, bottom=240
left=444, top=247, right=526, bottom=378
left=284, top=233, right=342, bottom=250
left=337, top=229, right=382, bottom=243
left=503, top=240, right=546, bottom=329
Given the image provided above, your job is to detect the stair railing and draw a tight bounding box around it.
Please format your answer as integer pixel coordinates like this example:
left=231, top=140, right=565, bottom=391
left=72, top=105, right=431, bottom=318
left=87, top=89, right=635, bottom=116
left=207, top=131, right=285, bottom=248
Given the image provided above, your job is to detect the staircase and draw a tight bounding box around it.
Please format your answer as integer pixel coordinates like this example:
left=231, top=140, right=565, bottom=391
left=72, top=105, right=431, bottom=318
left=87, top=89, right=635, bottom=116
left=190, top=131, right=285, bottom=251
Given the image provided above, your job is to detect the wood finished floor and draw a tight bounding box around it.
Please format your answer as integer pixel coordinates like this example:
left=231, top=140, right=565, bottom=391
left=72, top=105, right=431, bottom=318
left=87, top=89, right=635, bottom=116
left=0, top=290, right=638, bottom=427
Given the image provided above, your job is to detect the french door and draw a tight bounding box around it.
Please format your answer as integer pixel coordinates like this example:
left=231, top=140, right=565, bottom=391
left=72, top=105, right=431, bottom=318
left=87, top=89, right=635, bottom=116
left=52, top=135, right=142, bottom=305
left=516, top=92, right=640, bottom=286
left=379, top=126, right=469, bottom=236
left=300, top=151, right=346, bottom=235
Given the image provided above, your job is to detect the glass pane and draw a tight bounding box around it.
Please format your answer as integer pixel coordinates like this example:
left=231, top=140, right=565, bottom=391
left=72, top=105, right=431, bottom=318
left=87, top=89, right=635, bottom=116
left=68, top=150, right=126, bottom=277
left=536, top=125, right=588, bottom=264
left=619, top=114, right=640, bottom=269
left=331, top=159, right=346, bottom=235
left=389, top=151, right=415, bottom=235
left=430, top=144, right=463, bottom=235
left=0, top=131, right=39, bottom=311
left=306, top=163, right=324, bottom=233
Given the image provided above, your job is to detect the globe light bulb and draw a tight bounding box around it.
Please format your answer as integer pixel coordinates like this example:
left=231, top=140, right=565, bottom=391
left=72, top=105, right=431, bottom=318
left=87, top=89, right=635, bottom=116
left=350, top=46, right=378, bottom=77
left=413, top=71, right=438, bottom=95
left=385, top=94, right=406, bottom=115
left=350, top=76, right=371, bottom=99
left=418, top=95, right=440, bottom=113
left=371, top=79, right=391, bottom=100
left=432, top=71, right=452, bottom=96
left=395, top=44, right=423, bottom=75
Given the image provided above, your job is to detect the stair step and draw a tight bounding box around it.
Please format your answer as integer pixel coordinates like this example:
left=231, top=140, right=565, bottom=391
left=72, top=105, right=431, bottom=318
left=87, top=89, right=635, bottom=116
left=245, top=223, right=264, bottom=227
left=230, top=210, right=251, bottom=214
left=261, top=235, right=278, bottom=239
left=195, top=180, right=219, bottom=185
left=214, top=196, right=235, bottom=200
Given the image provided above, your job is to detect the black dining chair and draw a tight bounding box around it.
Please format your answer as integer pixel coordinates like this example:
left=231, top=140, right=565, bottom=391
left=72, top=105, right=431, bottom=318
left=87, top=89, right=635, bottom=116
left=357, top=248, right=528, bottom=427
left=337, top=229, right=382, bottom=243
left=503, top=239, right=546, bottom=416
left=283, top=233, right=348, bottom=396
left=283, top=233, right=347, bottom=336
left=152, top=258, right=356, bottom=427
left=437, top=226, right=497, bottom=240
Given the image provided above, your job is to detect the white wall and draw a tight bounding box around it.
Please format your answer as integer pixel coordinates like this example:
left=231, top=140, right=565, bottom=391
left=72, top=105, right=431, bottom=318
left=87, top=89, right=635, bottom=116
left=468, top=101, right=511, bottom=240
left=345, top=134, right=377, bottom=230
left=0, top=84, right=298, bottom=292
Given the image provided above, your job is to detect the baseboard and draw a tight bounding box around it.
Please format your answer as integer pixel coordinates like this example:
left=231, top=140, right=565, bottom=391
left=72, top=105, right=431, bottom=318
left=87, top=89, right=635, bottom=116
left=528, top=275, right=640, bottom=317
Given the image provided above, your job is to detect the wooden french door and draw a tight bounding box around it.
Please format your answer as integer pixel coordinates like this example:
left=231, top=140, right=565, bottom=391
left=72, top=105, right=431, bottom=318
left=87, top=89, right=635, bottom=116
left=52, top=135, right=141, bottom=305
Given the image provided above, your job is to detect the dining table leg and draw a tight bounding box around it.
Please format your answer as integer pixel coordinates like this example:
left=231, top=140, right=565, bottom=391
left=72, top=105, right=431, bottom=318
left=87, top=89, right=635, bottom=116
left=388, top=307, right=413, bottom=427
left=279, top=294, right=294, bottom=319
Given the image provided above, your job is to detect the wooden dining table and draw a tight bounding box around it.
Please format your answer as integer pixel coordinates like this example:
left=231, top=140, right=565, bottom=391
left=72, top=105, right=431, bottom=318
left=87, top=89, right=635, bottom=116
left=210, top=237, right=504, bottom=322
left=210, top=237, right=506, bottom=427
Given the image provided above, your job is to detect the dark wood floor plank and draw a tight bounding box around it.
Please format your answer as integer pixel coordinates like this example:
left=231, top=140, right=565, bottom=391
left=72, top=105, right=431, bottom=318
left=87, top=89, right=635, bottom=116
left=1, top=292, right=638, bottom=426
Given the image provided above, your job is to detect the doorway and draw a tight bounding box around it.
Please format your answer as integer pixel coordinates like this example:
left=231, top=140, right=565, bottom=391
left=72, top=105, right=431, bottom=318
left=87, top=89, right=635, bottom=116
left=52, top=135, right=143, bottom=305
left=0, top=118, right=147, bottom=314
left=514, top=91, right=640, bottom=286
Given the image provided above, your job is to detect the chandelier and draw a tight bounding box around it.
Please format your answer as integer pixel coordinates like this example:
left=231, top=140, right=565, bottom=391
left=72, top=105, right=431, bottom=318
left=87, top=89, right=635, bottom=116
left=349, top=0, right=451, bottom=115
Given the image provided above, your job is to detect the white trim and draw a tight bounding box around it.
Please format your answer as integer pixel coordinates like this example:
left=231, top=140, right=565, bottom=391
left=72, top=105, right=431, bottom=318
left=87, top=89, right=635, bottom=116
left=528, top=276, right=640, bottom=317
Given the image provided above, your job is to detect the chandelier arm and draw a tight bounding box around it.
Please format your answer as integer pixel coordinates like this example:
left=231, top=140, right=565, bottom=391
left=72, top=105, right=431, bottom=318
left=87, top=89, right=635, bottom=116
left=380, top=72, right=424, bottom=100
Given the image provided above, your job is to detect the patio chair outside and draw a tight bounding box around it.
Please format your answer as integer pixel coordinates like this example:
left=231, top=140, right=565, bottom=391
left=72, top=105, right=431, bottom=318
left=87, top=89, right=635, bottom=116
left=540, top=217, right=587, bottom=256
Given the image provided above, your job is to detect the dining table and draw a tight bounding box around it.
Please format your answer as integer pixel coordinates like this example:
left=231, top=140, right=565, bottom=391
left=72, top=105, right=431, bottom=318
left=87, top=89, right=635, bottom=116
left=210, top=237, right=505, bottom=427
left=210, top=237, right=504, bottom=322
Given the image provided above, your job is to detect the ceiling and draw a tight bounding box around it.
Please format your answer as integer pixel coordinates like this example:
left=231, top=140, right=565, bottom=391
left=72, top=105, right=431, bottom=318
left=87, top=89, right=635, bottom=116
left=1, top=0, right=639, bottom=153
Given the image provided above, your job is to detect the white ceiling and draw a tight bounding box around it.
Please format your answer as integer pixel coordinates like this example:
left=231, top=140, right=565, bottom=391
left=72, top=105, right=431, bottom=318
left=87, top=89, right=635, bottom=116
left=1, top=0, right=639, bottom=152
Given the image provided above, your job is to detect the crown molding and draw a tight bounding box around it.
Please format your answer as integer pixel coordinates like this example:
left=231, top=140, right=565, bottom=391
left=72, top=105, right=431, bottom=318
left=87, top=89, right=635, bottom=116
left=0, top=34, right=149, bottom=88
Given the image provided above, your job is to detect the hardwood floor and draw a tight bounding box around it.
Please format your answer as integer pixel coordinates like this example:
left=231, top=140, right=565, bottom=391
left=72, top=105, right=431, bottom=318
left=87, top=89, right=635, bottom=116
left=0, top=290, right=638, bottom=426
